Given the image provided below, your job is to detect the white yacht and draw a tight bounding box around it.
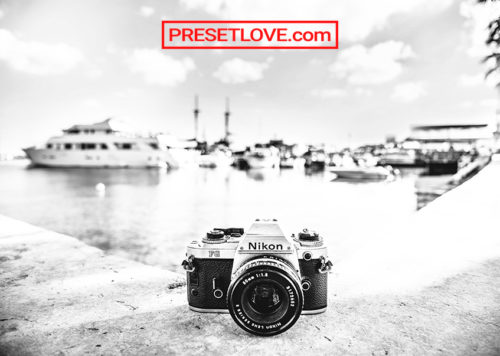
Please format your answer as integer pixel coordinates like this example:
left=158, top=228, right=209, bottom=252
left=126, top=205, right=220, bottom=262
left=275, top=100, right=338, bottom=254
left=24, top=118, right=174, bottom=168
left=244, top=145, right=280, bottom=169
left=198, top=148, right=232, bottom=168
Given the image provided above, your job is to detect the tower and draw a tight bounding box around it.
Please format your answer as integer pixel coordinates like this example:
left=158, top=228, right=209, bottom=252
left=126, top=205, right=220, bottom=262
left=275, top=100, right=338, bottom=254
left=224, top=97, right=230, bottom=143
left=193, top=95, right=200, bottom=141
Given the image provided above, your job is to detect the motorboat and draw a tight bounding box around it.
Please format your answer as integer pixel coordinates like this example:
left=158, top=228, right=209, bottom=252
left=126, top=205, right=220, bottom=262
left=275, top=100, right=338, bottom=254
left=23, top=118, right=174, bottom=168
left=244, top=145, right=280, bottom=169
left=198, top=149, right=232, bottom=168
left=329, top=165, right=397, bottom=181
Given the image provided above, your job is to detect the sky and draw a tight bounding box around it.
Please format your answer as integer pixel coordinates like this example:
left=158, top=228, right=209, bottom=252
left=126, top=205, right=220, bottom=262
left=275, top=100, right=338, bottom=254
left=0, top=0, right=499, bottom=153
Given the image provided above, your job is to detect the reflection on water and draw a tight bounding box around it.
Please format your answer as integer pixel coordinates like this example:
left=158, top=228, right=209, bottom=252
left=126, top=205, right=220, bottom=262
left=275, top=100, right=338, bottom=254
left=0, top=162, right=435, bottom=273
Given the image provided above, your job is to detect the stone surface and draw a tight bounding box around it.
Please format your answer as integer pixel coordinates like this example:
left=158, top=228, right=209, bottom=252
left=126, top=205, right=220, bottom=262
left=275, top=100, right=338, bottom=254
left=1, top=157, right=500, bottom=355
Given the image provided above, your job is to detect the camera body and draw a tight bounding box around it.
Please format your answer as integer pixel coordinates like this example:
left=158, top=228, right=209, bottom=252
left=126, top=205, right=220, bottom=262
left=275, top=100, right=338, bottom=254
left=182, top=219, right=332, bottom=336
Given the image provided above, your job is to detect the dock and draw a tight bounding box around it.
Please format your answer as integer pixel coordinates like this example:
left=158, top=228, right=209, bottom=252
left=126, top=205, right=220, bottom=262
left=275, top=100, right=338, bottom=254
left=1, top=157, right=500, bottom=355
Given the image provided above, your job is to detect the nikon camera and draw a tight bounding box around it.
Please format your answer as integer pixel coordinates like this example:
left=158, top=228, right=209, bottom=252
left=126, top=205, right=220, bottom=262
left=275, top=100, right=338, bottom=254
left=181, top=219, right=333, bottom=336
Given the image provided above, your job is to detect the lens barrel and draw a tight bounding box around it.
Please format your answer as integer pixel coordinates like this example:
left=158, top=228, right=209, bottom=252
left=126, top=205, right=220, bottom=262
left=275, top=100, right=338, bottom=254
left=227, top=257, right=303, bottom=336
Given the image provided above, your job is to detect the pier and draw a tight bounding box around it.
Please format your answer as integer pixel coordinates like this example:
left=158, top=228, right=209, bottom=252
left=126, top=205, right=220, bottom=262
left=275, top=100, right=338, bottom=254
left=1, top=157, right=500, bottom=355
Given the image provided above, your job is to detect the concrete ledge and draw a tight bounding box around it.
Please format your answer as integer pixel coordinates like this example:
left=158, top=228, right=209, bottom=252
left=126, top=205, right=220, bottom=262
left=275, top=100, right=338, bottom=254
left=1, top=159, right=500, bottom=355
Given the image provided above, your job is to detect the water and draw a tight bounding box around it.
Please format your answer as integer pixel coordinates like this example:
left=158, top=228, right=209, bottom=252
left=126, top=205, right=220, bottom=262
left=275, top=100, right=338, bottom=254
left=0, top=162, right=432, bottom=273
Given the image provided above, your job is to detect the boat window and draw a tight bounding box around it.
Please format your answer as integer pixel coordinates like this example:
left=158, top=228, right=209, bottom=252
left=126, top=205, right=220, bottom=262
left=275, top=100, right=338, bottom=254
left=89, top=129, right=95, bottom=134
left=149, top=143, right=159, bottom=150
left=80, top=143, right=96, bottom=150
left=100, top=143, right=108, bottom=150
left=106, top=129, right=112, bottom=134
left=46, top=144, right=53, bottom=149
left=114, top=143, right=134, bottom=150
left=64, top=143, right=72, bottom=150
left=56, top=144, right=62, bottom=150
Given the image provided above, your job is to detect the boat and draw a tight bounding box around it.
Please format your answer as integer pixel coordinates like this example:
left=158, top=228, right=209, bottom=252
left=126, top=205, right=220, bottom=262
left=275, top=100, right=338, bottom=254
left=329, top=166, right=396, bottom=181
left=198, top=148, right=232, bottom=168
left=303, top=148, right=326, bottom=171
left=244, top=145, right=280, bottom=169
left=23, top=118, right=173, bottom=168
left=279, top=156, right=304, bottom=169
left=378, top=149, right=423, bottom=167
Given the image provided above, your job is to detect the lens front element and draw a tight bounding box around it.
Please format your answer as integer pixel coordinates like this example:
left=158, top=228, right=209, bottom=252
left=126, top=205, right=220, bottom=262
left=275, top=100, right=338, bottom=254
left=228, top=258, right=303, bottom=336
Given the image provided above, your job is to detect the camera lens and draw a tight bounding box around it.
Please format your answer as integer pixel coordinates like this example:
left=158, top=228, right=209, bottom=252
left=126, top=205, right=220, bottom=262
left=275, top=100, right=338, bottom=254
left=227, top=257, right=303, bottom=336
left=241, top=280, right=287, bottom=324
left=248, top=282, right=282, bottom=314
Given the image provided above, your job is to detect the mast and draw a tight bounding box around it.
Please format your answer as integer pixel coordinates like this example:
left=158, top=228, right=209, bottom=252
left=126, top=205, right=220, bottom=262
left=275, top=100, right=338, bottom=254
left=224, top=97, right=230, bottom=143
left=193, top=95, right=200, bottom=141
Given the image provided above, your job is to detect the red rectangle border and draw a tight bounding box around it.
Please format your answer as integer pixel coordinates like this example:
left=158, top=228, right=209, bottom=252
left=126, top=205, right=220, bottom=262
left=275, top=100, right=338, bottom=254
left=161, top=20, right=339, bottom=49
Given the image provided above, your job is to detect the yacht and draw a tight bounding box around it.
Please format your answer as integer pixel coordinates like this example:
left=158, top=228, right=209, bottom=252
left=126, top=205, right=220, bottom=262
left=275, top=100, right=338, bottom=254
left=198, top=148, right=232, bottom=168
left=244, top=145, right=280, bottom=169
left=23, top=118, right=174, bottom=168
left=378, top=149, right=422, bottom=166
left=303, top=147, right=326, bottom=171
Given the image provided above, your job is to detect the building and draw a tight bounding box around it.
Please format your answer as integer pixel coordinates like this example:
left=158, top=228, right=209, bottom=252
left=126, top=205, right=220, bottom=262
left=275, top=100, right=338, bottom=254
left=404, top=124, right=497, bottom=152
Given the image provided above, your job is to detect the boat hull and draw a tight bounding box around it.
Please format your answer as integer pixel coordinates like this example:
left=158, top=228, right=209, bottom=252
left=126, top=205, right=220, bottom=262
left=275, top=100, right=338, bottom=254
left=245, top=156, right=279, bottom=169
left=329, top=167, right=392, bottom=181
left=23, top=148, right=169, bottom=168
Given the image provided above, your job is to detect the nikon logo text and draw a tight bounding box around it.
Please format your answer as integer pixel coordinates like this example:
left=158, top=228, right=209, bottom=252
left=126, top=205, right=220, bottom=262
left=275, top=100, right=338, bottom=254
left=248, top=242, right=283, bottom=250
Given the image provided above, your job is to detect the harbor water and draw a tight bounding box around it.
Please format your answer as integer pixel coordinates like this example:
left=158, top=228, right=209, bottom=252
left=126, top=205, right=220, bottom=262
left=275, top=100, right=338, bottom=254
left=0, top=161, right=442, bottom=273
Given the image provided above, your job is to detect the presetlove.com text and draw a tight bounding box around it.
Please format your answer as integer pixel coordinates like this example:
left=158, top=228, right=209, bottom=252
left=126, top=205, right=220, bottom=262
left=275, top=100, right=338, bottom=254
left=162, top=21, right=338, bottom=49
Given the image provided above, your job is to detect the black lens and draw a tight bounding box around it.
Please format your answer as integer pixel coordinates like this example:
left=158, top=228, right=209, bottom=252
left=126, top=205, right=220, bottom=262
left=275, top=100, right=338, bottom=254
left=249, top=283, right=282, bottom=314
left=241, top=280, right=288, bottom=324
left=227, top=258, right=303, bottom=336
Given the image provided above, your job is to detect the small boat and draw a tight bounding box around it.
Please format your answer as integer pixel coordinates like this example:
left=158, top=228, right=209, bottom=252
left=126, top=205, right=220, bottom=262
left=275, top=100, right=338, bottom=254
left=303, top=148, right=326, bottom=171
left=244, top=146, right=280, bottom=169
left=198, top=149, right=232, bottom=168
left=329, top=166, right=396, bottom=181
left=280, top=156, right=305, bottom=169
left=378, top=149, right=423, bottom=167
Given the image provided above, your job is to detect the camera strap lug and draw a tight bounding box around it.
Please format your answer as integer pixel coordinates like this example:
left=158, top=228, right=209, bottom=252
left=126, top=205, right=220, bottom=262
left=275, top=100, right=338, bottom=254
left=318, top=256, right=333, bottom=274
left=182, top=255, right=196, bottom=273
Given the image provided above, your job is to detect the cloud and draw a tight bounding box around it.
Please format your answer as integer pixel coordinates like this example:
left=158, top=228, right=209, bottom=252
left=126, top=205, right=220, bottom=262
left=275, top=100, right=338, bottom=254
left=460, top=0, right=500, bottom=58
left=480, top=98, right=497, bottom=109
left=458, top=73, right=484, bottom=87
left=242, top=91, right=256, bottom=97
left=354, top=88, right=373, bottom=96
left=459, top=71, right=500, bottom=88
left=460, top=101, right=474, bottom=109
left=125, top=49, right=195, bottom=86
left=180, top=0, right=453, bottom=41
left=329, top=41, right=414, bottom=85
left=213, top=57, right=272, bottom=84
left=391, top=81, right=426, bottom=102
left=86, top=67, right=102, bottom=80
left=140, top=6, right=155, bottom=17
left=0, top=29, right=83, bottom=75
left=0, top=9, right=4, bottom=18
left=310, top=88, right=346, bottom=99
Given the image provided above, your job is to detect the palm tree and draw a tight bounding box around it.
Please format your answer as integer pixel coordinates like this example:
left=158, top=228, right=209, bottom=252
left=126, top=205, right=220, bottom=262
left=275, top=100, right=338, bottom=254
left=479, top=0, right=500, bottom=84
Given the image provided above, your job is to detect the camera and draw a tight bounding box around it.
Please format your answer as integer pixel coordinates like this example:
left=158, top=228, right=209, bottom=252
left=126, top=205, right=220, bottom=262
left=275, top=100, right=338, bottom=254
left=181, top=219, right=333, bottom=336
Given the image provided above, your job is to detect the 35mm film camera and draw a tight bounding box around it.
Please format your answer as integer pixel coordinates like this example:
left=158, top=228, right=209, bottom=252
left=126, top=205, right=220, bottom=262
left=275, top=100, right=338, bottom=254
left=182, top=219, right=332, bottom=336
